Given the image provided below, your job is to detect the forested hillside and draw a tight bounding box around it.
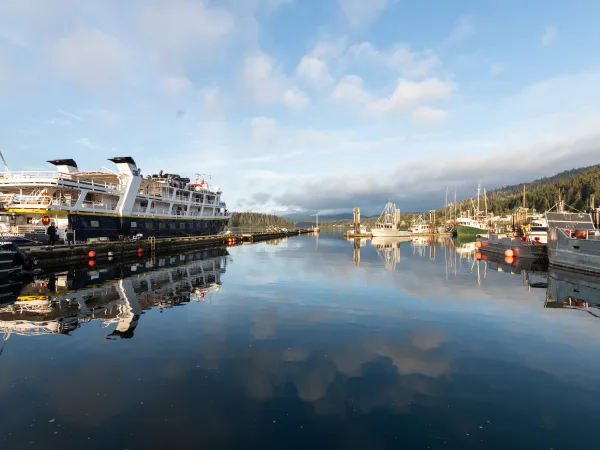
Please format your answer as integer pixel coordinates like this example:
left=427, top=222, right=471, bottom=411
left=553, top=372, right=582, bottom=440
left=228, top=212, right=295, bottom=228
left=444, top=165, right=600, bottom=217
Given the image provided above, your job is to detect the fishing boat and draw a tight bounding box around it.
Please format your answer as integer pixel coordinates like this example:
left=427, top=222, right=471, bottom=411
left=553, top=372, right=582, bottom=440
left=371, top=202, right=412, bottom=238
left=546, top=212, right=600, bottom=274
left=0, top=156, right=230, bottom=242
left=476, top=233, right=547, bottom=261
left=455, top=217, right=488, bottom=236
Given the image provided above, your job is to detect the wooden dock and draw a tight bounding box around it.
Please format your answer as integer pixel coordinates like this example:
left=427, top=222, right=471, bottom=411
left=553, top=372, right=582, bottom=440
left=22, top=229, right=314, bottom=267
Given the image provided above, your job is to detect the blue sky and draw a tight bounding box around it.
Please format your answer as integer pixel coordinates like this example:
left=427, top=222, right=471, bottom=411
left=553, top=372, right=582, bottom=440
left=1, top=0, right=600, bottom=214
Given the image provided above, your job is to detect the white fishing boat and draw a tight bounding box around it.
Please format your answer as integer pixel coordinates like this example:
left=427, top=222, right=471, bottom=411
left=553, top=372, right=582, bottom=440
left=409, top=223, right=432, bottom=234
left=371, top=202, right=412, bottom=238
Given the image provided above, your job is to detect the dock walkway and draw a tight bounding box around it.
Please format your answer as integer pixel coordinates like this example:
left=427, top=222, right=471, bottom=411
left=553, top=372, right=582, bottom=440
left=22, top=229, right=313, bottom=267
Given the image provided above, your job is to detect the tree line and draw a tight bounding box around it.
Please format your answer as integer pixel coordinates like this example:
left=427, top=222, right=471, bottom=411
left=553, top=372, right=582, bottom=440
left=440, top=164, right=600, bottom=219
left=228, top=212, right=295, bottom=228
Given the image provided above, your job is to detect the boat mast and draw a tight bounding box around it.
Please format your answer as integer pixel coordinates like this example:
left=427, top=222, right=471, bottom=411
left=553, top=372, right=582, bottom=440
left=476, top=184, right=481, bottom=220
left=522, top=184, right=526, bottom=208
left=445, top=186, right=449, bottom=222
left=454, top=187, right=457, bottom=221
left=484, top=188, right=488, bottom=220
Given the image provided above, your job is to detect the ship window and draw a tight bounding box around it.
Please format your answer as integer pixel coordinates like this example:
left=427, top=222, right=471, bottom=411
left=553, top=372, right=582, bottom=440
left=179, top=222, right=186, bottom=229
left=131, top=222, right=137, bottom=228
left=159, top=223, right=166, bottom=229
left=90, top=220, right=100, bottom=228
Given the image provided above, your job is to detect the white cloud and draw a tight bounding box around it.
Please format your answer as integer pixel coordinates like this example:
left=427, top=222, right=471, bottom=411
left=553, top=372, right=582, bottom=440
left=331, top=75, right=372, bottom=106
left=311, top=37, right=348, bottom=60
left=541, top=25, right=558, bottom=47
left=57, top=108, right=83, bottom=122
left=368, top=78, right=455, bottom=115
left=339, top=0, right=388, bottom=28
left=283, top=89, right=310, bottom=109
left=201, top=87, right=221, bottom=110
left=241, top=51, right=309, bottom=108
left=79, top=108, right=120, bottom=123
left=449, top=15, right=475, bottom=42
left=347, top=42, right=439, bottom=79
left=296, top=56, right=334, bottom=87
left=161, top=75, right=192, bottom=94
left=490, top=62, right=505, bottom=76
left=74, top=138, right=101, bottom=150
left=50, top=27, right=126, bottom=88
left=240, top=52, right=284, bottom=105
left=251, top=117, right=278, bottom=147
left=138, top=0, right=234, bottom=63
left=411, top=106, right=447, bottom=122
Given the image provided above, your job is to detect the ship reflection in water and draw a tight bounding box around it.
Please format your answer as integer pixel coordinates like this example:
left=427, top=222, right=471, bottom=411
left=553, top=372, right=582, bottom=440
left=2, top=234, right=600, bottom=450
left=0, top=249, right=226, bottom=343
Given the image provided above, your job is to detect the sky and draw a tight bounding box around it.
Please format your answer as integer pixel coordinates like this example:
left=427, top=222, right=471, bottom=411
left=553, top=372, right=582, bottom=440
left=1, top=0, right=600, bottom=215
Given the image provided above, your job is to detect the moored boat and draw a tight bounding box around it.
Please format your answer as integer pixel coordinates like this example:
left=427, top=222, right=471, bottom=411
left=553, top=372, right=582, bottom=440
left=0, top=157, right=230, bottom=242
left=455, top=218, right=488, bottom=236
left=546, top=212, right=600, bottom=274
left=476, top=233, right=547, bottom=261
left=370, top=202, right=412, bottom=238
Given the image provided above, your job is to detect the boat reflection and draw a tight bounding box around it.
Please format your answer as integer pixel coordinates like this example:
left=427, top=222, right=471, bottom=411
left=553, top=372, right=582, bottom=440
left=0, top=249, right=227, bottom=343
left=545, top=267, right=600, bottom=318
left=371, top=237, right=408, bottom=271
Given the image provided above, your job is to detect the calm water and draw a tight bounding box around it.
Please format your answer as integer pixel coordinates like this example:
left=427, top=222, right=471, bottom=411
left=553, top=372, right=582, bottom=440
left=2, top=232, right=600, bottom=449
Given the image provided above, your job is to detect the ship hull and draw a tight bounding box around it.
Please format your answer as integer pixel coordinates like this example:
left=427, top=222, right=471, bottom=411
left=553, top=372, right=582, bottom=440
left=456, top=225, right=487, bottom=236
left=67, top=214, right=228, bottom=242
left=371, top=228, right=412, bottom=238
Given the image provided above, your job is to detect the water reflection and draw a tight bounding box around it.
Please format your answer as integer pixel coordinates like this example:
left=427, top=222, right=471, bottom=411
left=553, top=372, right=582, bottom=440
left=346, top=235, right=600, bottom=313
left=2, top=235, right=600, bottom=449
left=0, top=249, right=226, bottom=343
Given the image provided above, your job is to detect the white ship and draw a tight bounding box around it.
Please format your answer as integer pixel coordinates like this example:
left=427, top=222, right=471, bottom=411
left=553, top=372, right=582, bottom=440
left=0, top=157, right=230, bottom=242
left=371, top=202, right=412, bottom=238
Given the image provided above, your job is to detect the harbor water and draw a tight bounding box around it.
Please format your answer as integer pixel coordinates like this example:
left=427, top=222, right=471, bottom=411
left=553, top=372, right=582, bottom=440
left=2, top=232, right=600, bottom=449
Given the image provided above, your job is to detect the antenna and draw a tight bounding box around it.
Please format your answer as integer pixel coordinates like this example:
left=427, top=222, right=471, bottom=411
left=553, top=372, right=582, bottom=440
left=0, top=150, right=10, bottom=173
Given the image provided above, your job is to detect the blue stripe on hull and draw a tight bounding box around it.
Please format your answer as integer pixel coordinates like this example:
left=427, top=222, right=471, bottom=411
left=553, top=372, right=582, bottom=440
left=68, top=214, right=227, bottom=241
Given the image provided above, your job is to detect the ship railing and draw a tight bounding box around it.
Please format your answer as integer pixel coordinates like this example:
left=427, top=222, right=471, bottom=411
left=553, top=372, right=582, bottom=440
left=80, top=201, right=117, bottom=212
left=128, top=209, right=230, bottom=219
left=0, top=171, right=122, bottom=192
left=8, top=197, right=117, bottom=212
left=9, top=225, right=47, bottom=234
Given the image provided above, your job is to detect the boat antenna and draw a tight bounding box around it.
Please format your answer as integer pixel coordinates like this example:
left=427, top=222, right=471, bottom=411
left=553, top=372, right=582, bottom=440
left=0, top=150, right=10, bottom=173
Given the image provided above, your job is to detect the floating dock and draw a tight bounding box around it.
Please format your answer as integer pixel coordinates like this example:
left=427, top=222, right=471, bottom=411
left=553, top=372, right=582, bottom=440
left=21, top=229, right=314, bottom=268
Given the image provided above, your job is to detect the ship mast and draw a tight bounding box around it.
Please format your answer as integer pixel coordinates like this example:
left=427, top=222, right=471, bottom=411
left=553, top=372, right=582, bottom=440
left=0, top=150, right=10, bottom=173
left=454, top=187, right=457, bottom=221
left=476, top=184, right=481, bottom=220
left=445, top=186, right=449, bottom=222
left=484, top=188, right=488, bottom=218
